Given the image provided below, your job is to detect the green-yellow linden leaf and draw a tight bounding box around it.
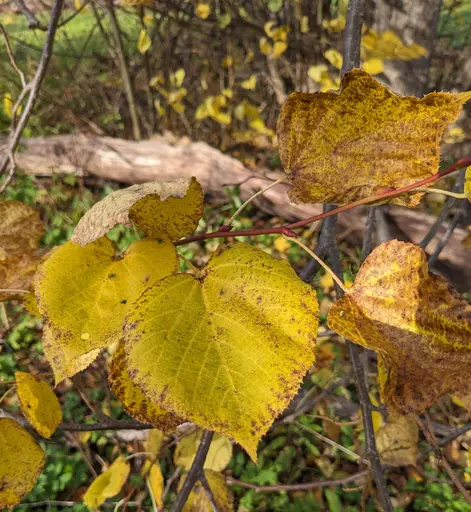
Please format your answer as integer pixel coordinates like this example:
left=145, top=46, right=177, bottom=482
left=124, top=243, right=318, bottom=460
left=465, top=166, right=471, bottom=202
left=71, top=178, right=202, bottom=246
left=109, top=342, right=182, bottom=432
left=15, top=371, right=62, bottom=438
left=35, top=237, right=178, bottom=383
left=174, top=430, right=232, bottom=471
left=83, top=455, right=130, bottom=509
left=277, top=69, right=471, bottom=206
left=129, top=177, right=204, bottom=241
left=0, top=418, right=45, bottom=508
left=328, top=240, right=471, bottom=414
left=178, top=470, right=233, bottom=512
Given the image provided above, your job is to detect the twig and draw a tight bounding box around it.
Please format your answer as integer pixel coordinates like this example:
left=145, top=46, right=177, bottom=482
left=0, top=24, right=26, bottom=88
left=0, top=0, right=65, bottom=192
left=13, top=0, right=40, bottom=29
left=415, top=187, right=465, bottom=199
left=57, top=420, right=153, bottom=431
left=171, top=430, right=214, bottom=512
left=161, top=467, right=181, bottom=509
left=226, top=470, right=368, bottom=492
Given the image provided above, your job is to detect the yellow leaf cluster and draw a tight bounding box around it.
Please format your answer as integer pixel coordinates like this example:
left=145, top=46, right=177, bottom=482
left=124, top=243, right=318, bottom=460
left=0, top=418, right=45, bottom=508
left=328, top=240, right=471, bottom=414
left=0, top=201, right=46, bottom=302
left=258, top=22, right=289, bottom=60
left=83, top=456, right=130, bottom=509
left=234, top=100, right=274, bottom=137
left=362, top=29, right=428, bottom=62
left=195, top=95, right=232, bottom=125
left=16, top=371, right=62, bottom=438
left=277, top=69, right=471, bottom=206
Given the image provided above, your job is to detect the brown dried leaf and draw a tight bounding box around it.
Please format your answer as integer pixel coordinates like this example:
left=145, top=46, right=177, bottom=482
left=328, top=240, right=471, bottom=414
left=277, top=69, right=471, bottom=206
left=376, top=413, right=418, bottom=467
left=71, top=178, right=203, bottom=246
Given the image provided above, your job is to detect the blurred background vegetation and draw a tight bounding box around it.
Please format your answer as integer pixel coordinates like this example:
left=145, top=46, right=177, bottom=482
left=1, top=0, right=471, bottom=510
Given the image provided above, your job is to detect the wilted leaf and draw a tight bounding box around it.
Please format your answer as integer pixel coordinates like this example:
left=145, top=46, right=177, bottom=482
left=0, top=201, right=45, bottom=255
left=71, top=178, right=201, bottom=246
left=83, top=455, right=130, bottom=509
left=465, top=166, right=471, bottom=202
left=241, top=75, right=257, bottom=90
left=174, top=430, right=232, bottom=471
left=35, top=237, right=178, bottom=383
left=142, top=460, right=164, bottom=507
left=363, top=58, right=384, bottom=75
left=195, top=3, right=210, bottom=19
left=178, top=470, right=233, bottom=512
left=15, top=372, right=62, bottom=438
left=129, top=177, right=203, bottom=240
left=124, top=243, right=318, bottom=460
left=0, top=252, right=46, bottom=302
left=324, top=48, right=343, bottom=70
left=0, top=418, right=45, bottom=508
left=137, top=29, right=151, bottom=54
left=109, top=342, right=182, bottom=432
left=277, top=69, right=471, bottom=205
left=328, top=240, right=471, bottom=414
left=376, top=413, right=418, bottom=467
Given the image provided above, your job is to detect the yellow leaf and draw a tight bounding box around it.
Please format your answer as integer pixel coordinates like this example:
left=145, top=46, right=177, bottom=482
left=0, top=418, right=45, bottom=508
left=274, top=237, right=291, bottom=253
left=249, top=118, right=274, bottom=136
left=72, top=178, right=201, bottom=246
left=323, top=16, right=346, bottom=32
left=15, top=372, right=62, bottom=438
left=300, top=16, right=309, bottom=33
left=3, top=92, right=12, bottom=119
left=324, top=48, right=343, bottom=70
left=328, top=240, right=471, bottom=414
left=170, top=68, right=185, bottom=88
left=34, top=237, right=178, bottom=383
left=222, top=88, right=233, bottom=99
left=195, top=3, right=211, bottom=19
left=308, top=64, right=328, bottom=83
left=272, top=41, right=287, bottom=59
left=363, top=58, right=384, bottom=75
left=23, top=290, right=41, bottom=316
left=445, top=126, right=466, bottom=144
left=137, top=29, right=151, bottom=54
left=320, top=273, right=334, bottom=289
left=241, top=75, right=257, bottom=90
left=124, top=243, right=319, bottom=460
left=222, top=56, right=233, bottom=68
left=178, top=470, right=233, bottom=512
left=146, top=429, right=165, bottom=459
left=109, top=342, right=181, bottom=432
left=149, top=74, right=164, bottom=87
left=79, top=431, right=91, bottom=444
left=195, top=103, right=208, bottom=120
left=171, top=101, right=185, bottom=113
left=277, top=69, right=471, bottom=206
left=259, top=37, right=273, bottom=56
left=143, top=460, right=164, bottom=507
left=129, top=177, right=203, bottom=240
left=264, top=21, right=276, bottom=38
left=465, top=166, right=471, bottom=202
left=154, top=99, right=165, bottom=116
left=376, top=413, right=418, bottom=467
left=83, top=456, right=130, bottom=509
left=174, top=430, right=233, bottom=471
left=212, top=111, right=231, bottom=125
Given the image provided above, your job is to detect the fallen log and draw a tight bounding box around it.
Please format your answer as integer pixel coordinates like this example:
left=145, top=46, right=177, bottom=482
left=2, top=133, right=470, bottom=290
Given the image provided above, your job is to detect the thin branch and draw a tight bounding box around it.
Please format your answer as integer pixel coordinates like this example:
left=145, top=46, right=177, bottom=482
left=0, top=24, right=26, bottom=88
left=285, top=236, right=347, bottom=292
left=57, top=420, right=153, bottom=431
left=13, top=0, right=40, bottom=29
left=171, top=430, right=214, bottom=512
left=0, top=0, right=65, bottom=191
left=199, top=471, right=220, bottom=512
left=415, top=187, right=465, bottom=199
left=438, top=422, right=471, bottom=448
left=226, top=470, right=368, bottom=492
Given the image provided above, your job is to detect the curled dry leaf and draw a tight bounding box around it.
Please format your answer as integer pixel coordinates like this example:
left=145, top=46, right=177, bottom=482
left=277, top=69, right=471, bottom=206
left=328, top=240, right=471, bottom=414
left=15, top=371, right=63, bottom=438
left=34, top=237, right=178, bottom=383
left=124, top=243, right=318, bottom=461
left=178, top=470, right=234, bottom=512
left=71, top=177, right=203, bottom=246
left=83, top=455, right=130, bottom=509
left=0, top=201, right=47, bottom=302
left=0, top=418, right=45, bottom=508
left=109, top=342, right=182, bottom=432
left=174, top=430, right=232, bottom=471
left=375, top=413, right=419, bottom=467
